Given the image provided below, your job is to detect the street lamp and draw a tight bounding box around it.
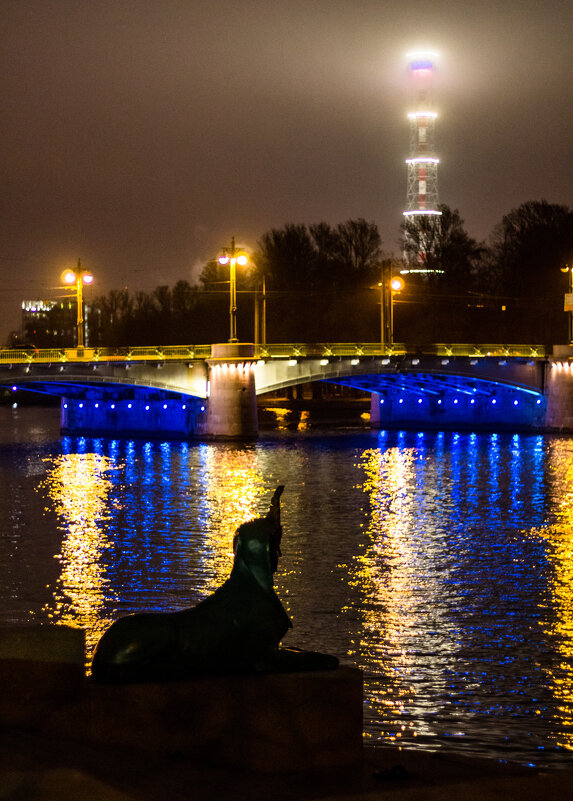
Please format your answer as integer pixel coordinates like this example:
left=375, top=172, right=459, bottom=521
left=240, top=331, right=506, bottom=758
left=218, top=238, right=248, bottom=342
left=378, top=268, right=405, bottom=347
left=561, top=263, right=573, bottom=345
left=389, top=276, right=405, bottom=345
left=61, top=259, right=94, bottom=348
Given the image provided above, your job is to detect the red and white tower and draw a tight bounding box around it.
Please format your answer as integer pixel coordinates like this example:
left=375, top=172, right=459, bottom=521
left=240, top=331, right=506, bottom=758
left=403, top=53, right=441, bottom=219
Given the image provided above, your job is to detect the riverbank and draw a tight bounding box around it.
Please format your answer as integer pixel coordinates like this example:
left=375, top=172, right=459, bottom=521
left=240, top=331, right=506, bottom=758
left=2, top=729, right=571, bottom=801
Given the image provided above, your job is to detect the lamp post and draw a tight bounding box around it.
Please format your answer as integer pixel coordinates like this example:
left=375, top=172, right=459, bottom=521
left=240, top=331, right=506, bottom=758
left=561, top=264, right=573, bottom=345
left=218, top=238, right=248, bottom=342
left=389, top=276, right=405, bottom=345
left=61, top=259, right=94, bottom=348
left=378, top=266, right=405, bottom=347
left=254, top=274, right=267, bottom=348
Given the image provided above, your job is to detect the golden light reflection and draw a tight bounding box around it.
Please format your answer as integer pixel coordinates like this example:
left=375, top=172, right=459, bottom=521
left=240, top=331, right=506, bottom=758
left=262, top=407, right=310, bottom=431
left=298, top=410, right=310, bottom=431
left=268, top=407, right=291, bottom=430
left=529, top=440, right=573, bottom=750
left=349, top=446, right=456, bottom=744
left=196, top=446, right=267, bottom=593
left=39, top=453, right=119, bottom=660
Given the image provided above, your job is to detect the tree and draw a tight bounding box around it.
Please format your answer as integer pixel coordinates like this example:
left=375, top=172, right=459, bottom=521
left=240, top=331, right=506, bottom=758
left=487, top=200, right=573, bottom=297
left=249, top=219, right=384, bottom=340
left=254, top=218, right=383, bottom=290
left=331, top=218, right=383, bottom=285
left=400, top=204, right=485, bottom=290
left=255, top=223, right=318, bottom=290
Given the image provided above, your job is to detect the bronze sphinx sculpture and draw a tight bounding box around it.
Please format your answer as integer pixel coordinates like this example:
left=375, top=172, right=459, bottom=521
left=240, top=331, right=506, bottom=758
left=92, top=486, right=338, bottom=683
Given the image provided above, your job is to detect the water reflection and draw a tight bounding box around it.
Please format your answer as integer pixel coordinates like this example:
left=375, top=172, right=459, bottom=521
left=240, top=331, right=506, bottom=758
left=262, top=407, right=310, bottom=431
left=350, top=444, right=460, bottom=745
left=4, top=413, right=573, bottom=768
left=39, top=452, right=119, bottom=658
left=39, top=439, right=270, bottom=663
left=346, top=431, right=573, bottom=763
left=195, top=444, right=266, bottom=592
left=533, top=439, right=573, bottom=750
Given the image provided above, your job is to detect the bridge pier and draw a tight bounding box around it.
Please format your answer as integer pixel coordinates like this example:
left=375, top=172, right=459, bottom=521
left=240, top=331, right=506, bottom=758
left=543, top=348, right=573, bottom=431
left=202, top=343, right=259, bottom=439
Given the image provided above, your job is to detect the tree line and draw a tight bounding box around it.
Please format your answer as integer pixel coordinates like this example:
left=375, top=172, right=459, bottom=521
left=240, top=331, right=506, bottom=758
left=19, top=199, right=573, bottom=348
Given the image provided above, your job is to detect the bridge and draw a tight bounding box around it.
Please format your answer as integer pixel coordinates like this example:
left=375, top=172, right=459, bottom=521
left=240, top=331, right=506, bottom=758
left=1, top=341, right=573, bottom=437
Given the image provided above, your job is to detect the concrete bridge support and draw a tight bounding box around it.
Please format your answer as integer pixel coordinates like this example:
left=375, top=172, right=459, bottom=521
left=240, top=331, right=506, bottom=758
left=203, top=343, right=259, bottom=439
left=543, top=350, right=573, bottom=431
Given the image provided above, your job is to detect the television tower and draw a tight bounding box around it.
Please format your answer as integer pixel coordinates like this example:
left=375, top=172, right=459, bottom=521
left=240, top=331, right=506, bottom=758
left=403, top=53, right=441, bottom=219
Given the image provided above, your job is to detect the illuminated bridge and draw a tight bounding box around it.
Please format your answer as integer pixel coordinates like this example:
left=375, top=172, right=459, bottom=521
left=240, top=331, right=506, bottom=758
left=2, top=341, right=573, bottom=437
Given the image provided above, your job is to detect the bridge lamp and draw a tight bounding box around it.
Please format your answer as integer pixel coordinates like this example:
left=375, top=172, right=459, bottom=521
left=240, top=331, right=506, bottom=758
left=378, top=271, right=406, bottom=349
left=389, top=276, right=404, bottom=346
left=61, top=259, right=94, bottom=348
left=218, top=237, right=249, bottom=342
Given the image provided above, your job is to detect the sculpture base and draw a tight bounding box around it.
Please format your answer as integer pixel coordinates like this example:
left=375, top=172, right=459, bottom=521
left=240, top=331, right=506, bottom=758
left=84, top=668, right=363, bottom=772
left=1, top=626, right=363, bottom=774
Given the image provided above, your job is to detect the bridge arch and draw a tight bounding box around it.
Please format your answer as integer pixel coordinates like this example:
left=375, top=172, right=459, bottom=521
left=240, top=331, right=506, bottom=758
left=3, top=342, right=571, bottom=436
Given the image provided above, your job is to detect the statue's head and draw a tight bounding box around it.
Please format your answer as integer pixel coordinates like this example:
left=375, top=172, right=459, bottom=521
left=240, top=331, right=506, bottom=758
left=232, top=486, right=284, bottom=593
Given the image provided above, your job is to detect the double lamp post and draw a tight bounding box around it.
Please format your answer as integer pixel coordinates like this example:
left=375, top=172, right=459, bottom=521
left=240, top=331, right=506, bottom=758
left=61, top=259, right=94, bottom=348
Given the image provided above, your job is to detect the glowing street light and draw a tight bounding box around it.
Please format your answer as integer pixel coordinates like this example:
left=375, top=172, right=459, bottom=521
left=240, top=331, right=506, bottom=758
left=218, top=238, right=249, bottom=342
left=61, top=259, right=94, bottom=348
left=378, top=270, right=405, bottom=347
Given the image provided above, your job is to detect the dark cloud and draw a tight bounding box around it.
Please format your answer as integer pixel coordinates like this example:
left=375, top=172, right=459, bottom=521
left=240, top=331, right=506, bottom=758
left=1, top=0, right=571, bottom=337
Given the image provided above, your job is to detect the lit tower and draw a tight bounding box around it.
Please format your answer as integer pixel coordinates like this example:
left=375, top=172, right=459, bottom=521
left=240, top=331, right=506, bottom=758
left=403, top=52, right=441, bottom=219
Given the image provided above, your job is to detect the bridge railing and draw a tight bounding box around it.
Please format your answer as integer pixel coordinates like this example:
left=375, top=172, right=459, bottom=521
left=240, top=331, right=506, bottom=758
left=254, top=343, right=547, bottom=359
left=0, top=344, right=213, bottom=364
left=0, top=342, right=546, bottom=364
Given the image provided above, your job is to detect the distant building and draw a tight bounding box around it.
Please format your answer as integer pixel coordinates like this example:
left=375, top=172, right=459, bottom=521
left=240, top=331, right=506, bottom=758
left=21, top=299, right=77, bottom=347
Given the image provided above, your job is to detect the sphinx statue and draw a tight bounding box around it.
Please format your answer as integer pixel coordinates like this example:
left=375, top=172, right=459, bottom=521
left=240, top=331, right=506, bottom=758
left=91, top=486, right=338, bottom=683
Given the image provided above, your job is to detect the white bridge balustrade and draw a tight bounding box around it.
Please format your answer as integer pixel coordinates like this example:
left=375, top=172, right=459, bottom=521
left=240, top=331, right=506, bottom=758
left=2, top=341, right=573, bottom=437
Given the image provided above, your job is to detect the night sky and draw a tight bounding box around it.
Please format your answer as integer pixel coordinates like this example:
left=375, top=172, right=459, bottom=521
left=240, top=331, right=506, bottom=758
left=1, top=0, right=572, bottom=339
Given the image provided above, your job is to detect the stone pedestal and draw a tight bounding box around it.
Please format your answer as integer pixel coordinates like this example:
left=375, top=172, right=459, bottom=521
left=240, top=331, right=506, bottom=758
left=82, top=667, right=363, bottom=772
left=0, top=626, right=86, bottom=729
left=204, top=343, right=259, bottom=438
left=1, top=626, right=363, bottom=774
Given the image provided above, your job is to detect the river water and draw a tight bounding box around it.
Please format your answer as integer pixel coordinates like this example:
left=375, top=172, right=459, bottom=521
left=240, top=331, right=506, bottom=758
left=1, top=405, right=573, bottom=770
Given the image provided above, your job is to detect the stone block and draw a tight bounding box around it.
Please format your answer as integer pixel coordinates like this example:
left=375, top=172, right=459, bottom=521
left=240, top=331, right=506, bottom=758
left=1, top=625, right=363, bottom=774
left=82, top=667, right=363, bottom=773
left=0, top=626, right=85, bottom=727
